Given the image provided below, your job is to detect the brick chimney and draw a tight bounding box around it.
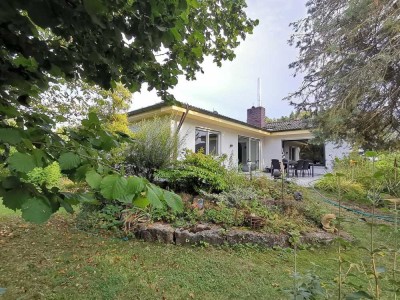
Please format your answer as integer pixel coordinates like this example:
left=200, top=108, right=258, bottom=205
left=247, top=106, right=265, bottom=128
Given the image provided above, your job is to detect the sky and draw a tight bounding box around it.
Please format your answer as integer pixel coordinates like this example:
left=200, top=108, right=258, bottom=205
left=130, top=0, right=307, bottom=122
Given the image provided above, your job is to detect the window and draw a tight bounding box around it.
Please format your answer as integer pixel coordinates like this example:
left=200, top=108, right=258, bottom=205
left=238, top=135, right=260, bottom=169
left=195, top=128, right=220, bottom=155
left=290, top=147, right=296, bottom=160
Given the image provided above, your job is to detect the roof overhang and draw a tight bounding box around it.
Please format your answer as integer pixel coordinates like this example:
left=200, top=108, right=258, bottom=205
left=270, top=129, right=313, bottom=137
left=129, top=105, right=271, bottom=137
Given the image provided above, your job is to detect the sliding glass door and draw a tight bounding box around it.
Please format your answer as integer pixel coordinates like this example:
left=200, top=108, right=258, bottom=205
left=238, top=136, right=260, bottom=169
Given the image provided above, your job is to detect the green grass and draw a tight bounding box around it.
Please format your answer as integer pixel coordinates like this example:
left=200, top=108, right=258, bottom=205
left=0, top=191, right=399, bottom=299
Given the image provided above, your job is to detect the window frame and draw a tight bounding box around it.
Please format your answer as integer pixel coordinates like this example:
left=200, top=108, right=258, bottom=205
left=195, top=127, right=221, bottom=155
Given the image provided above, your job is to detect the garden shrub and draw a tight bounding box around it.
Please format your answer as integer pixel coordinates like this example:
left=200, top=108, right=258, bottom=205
left=26, top=162, right=62, bottom=190
left=124, top=116, right=181, bottom=181
left=203, top=203, right=245, bottom=227
left=315, top=176, right=367, bottom=203
left=201, top=185, right=258, bottom=208
left=251, top=177, right=299, bottom=200
left=76, top=202, right=124, bottom=234
left=330, top=151, right=400, bottom=198
left=157, top=149, right=228, bottom=193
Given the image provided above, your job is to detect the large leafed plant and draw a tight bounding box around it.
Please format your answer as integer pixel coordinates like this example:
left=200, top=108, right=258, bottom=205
left=0, top=0, right=257, bottom=222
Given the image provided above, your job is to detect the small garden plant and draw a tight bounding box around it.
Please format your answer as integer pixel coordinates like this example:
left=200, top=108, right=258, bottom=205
left=78, top=150, right=326, bottom=237
left=315, top=150, right=400, bottom=206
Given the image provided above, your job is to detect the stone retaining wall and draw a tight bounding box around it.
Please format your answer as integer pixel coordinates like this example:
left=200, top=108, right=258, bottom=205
left=132, top=223, right=338, bottom=248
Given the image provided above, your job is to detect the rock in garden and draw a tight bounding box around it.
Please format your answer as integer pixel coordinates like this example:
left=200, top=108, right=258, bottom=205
left=225, top=230, right=290, bottom=248
left=293, top=191, right=303, bottom=201
left=175, top=227, right=225, bottom=246
left=135, top=223, right=175, bottom=244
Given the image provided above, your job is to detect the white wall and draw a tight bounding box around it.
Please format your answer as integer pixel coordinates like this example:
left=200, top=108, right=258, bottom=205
left=324, top=142, right=352, bottom=170
left=173, top=117, right=351, bottom=171
left=263, top=136, right=283, bottom=169
left=176, top=118, right=266, bottom=168
left=263, top=132, right=314, bottom=168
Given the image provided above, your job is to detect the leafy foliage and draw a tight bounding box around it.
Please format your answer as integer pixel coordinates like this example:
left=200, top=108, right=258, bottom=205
left=316, top=151, right=400, bottom=203
left=86, top=172, right=183, bottom=212
left=124, top=117, right=181, bottom=180
left=27, top=162, right=62, bottom=190
left=76, top=202, right=125, bottom=233
left=288, top=0, right=400, bottom=149
left=0, top=0, right=257, bottom=222
left=36, top=80, right=133, bottom=134
left=0, top=113, right=182, bottom=223
left=203, top=203, right=245, bottom=227
left=157, top=150, right=228, bottom=193
left=201, top=186, right=258, bottom=208
left=284, top=272, right=330, bottom=299
left=315, top=176, right=367, bottom=203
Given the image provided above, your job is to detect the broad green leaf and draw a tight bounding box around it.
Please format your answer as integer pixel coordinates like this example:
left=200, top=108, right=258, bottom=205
left=373, top=171, right=384, bottom=179
left=117, top=193, right=136, bottom=204
left=0, top=128, right=22, bottom=144
left=83, top=0, right=106, bottom=16
left=178, top=0, right=188, bottom=10
left=59, top=198, right=74, bottom=214
left=324, top=173, right=333, bottom=177
left=100, top=175, right=127, bottom=200
left=336, top=172, right=345, bottom=177
left=32, top=149, right=45, bottom=167
left=345, top=291, right=373, bottom=299
left=1, top=176, right=20, bottom=189
left=21, top=197, right=53, bottom=224
left=82, top=111, right=101, bottom=129
left=193, top=31, right=205, bottom=43
left=117, top=176, right=146, bottom=203
left=8, top=152, right=37, bottom=173
left=187, top=0, right=200, bottom=9
left=164, top=191, right=183, bottom=212
left=58, top=152, right=81, bottom=170
left=148, top=184, right=164, bottom=199
left=74, top=164, right=92, bottom=181
left=146, top=186, right=163, bottom=209
left=170, top=28, right=182, bottom=40
left=129, top=82, right=140, bottom=93
left=2, top=189, right=29, bottom=211
left=191, top=46, right=202, bottom=58
left=85, top=170, right=102, bottom=189
left=77, top=193, right=98, bottom=204
left=0, top=104, right=18, bottom=117
left=60, top=193, right=80, bottom=205
left=365, top=151, right=377, bottom=158
left=133, top=195, right=150, bottom=208
left=98, top=132, right=117, bottom=150
left=126, top=176, right=145, bottom=194
left=13, top=55, right=38, bottom=72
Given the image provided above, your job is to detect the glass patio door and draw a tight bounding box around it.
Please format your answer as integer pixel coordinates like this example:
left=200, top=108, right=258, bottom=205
left=238, top=136, right=260, bottom=169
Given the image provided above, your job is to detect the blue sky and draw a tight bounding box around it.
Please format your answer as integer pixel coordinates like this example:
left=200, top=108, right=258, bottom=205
left=130, top=0, right=307, bottom=122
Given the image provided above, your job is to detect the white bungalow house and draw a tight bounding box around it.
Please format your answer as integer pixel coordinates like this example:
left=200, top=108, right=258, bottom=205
left=128, top=101, right=350, bottom=171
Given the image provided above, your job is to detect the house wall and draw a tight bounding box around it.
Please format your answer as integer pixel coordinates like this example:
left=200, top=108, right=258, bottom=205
left=263, top=132, right=314, bottom=169
left=324, top=142, right=352, bottom=170
left=175, top=118, right=266, bottom=168
left=263, top=136, right=351, bottom=171
left=129, top=109, right=351, bottom=172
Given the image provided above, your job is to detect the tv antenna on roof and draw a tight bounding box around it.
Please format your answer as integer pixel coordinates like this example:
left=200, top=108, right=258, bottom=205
left=257, top=77, right=261, bottom=107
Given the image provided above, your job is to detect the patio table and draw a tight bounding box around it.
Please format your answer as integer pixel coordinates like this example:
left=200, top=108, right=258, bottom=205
left=285, top=160, right=314, bottom=177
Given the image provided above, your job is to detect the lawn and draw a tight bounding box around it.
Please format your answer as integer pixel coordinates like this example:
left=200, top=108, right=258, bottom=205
left=0, top=191, right=399, bottom=300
